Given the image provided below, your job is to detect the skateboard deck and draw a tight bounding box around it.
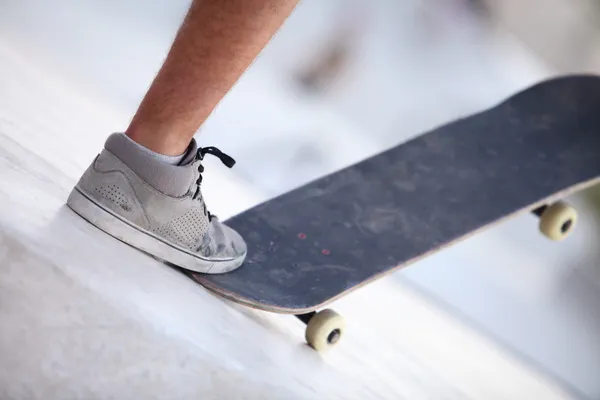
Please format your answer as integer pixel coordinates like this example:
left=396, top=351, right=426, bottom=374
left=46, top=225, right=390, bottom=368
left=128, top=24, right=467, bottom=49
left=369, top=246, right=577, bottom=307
left=189, top=74, right=600, bottom=317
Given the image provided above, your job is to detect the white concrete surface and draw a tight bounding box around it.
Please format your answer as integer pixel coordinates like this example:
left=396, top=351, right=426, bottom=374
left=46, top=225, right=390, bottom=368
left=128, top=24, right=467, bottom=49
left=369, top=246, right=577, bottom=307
left=0, top=41, right=570, bottom=399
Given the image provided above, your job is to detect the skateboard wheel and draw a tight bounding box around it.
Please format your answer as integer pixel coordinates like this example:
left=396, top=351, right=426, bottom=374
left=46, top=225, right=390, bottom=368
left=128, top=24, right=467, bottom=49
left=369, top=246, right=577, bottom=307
left=305, top=309, right=345, bottom=352
left=539, top=201, right=577, bottom=240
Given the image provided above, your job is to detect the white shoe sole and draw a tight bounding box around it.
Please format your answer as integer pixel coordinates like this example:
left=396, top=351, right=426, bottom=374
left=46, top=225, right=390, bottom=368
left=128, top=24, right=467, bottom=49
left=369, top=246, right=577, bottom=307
left=66, top=187, right=245, bottom=274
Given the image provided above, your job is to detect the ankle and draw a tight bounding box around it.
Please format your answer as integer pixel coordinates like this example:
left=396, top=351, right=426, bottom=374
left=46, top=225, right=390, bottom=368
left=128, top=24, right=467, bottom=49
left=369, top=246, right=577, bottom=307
left=104, top=132, right=196, bottom=197
left=125, top=125, right=190, bottom=157
left=121, top=133, right=186, bottom=166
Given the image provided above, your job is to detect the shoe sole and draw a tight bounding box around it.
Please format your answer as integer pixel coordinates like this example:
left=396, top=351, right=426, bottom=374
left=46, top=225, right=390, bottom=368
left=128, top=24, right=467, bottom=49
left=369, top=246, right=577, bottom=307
left=66, top=187, right=245, bottom=274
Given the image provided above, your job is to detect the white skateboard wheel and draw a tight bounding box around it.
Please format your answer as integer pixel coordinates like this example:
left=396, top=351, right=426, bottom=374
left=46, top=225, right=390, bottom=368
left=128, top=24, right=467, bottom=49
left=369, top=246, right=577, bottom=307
left=305, top=309, right=345, bottom=352
left=539, top=201, right=577, bottom=240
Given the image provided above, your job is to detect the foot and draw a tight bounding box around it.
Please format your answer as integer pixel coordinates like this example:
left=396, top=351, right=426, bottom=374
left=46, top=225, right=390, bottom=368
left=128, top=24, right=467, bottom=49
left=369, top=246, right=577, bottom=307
left=67, top=133, right=247, bottom=273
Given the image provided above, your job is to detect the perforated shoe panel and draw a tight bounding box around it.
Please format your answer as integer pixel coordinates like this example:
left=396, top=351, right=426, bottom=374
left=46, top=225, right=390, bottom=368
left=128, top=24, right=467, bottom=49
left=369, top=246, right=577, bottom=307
left=94, top=184, right=132, bottom=212
left=153, top=207, right=209, bottom=250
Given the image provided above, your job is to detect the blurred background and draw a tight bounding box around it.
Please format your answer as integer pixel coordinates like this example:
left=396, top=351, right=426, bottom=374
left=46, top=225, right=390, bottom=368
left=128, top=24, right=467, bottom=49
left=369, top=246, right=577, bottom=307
left=1, top=0, right=600, bottom=398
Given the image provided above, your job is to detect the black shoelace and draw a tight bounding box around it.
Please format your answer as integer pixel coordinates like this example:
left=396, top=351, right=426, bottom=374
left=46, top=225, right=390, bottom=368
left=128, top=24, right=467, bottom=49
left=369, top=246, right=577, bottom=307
left=193, top=146, right=236, bottom=221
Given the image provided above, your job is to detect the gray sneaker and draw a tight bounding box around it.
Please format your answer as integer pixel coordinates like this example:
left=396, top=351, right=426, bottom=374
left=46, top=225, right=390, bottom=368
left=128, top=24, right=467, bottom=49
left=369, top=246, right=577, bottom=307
left=67, top=133, right=247, bottom=274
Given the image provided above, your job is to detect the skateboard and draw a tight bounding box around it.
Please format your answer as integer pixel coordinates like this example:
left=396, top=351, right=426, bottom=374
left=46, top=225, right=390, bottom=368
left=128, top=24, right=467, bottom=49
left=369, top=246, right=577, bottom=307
left=188, top=74, right=600, bottom=352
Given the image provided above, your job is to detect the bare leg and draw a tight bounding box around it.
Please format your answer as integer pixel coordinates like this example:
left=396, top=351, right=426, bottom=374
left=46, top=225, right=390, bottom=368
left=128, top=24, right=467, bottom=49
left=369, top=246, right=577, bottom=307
left=126, top=0, right=299, bottom=156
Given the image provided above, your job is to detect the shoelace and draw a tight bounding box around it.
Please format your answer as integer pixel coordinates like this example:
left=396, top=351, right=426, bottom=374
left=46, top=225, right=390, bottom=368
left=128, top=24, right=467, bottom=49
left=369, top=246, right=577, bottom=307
left=193, top=146, right=236, bottom=221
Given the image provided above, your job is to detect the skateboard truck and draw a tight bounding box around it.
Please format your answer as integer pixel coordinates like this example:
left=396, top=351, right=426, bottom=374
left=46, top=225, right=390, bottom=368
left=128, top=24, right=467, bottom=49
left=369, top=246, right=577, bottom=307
left=295, top=309, right=346, bottom=351
left=532, top=201, right=578, bottom=241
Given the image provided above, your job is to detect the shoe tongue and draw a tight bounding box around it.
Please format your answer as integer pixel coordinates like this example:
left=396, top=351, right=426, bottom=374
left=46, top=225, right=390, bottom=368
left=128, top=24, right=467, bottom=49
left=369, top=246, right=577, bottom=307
left=177, top=138, right=199, bottom=166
